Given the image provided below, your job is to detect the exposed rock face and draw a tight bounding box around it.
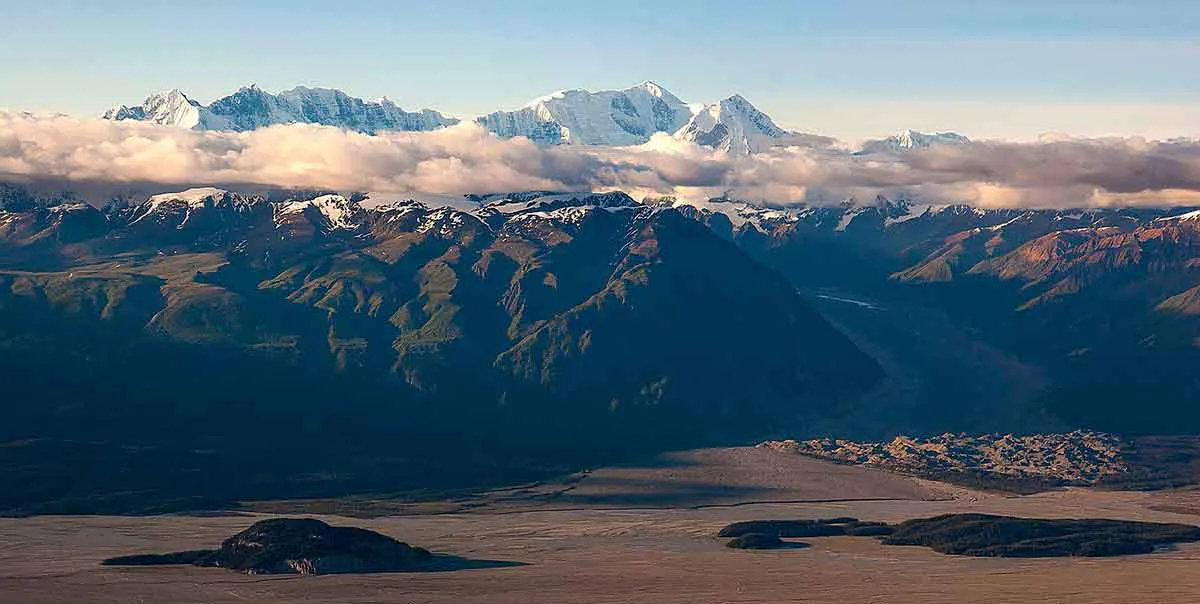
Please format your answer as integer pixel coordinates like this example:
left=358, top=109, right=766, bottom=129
left=761, top=431, right=1130, bottom=484
left=200, top=518, right=432, bottom=574
left=103, top=518, right=432, bottom=575
left=1157, top=284, right=1200, bottom=315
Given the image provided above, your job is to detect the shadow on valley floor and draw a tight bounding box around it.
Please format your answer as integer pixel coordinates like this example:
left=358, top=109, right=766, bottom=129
left=537, top=477, right=775, bottom=508
left=419, top=555, right=529, bottom=573
left=245, top=447, right=948, bottom=518
left=800, top=287, right=1056, bottom=439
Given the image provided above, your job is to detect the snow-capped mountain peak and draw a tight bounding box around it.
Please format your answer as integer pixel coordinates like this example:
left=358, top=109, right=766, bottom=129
left=103, top=85, right=458, bottom=134
left=859, top=129, right=971, bottom=154
left=627, top=80, right=687, bottom=105
left=674, top=94, right=790, bottom=154
left=480, top=82, right=695, bottom=146
left=103, top=89, right=204, bottom=129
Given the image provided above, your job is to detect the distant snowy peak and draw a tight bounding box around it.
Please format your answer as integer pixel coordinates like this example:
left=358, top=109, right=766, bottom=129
left=859, top=129, right=970, bottom=154
left=674, top=94, right=790, bottom=154
left=103, top=85, right=458, bottom=134
left=103, top=89, right=205, bottom=129
left=477, top=85, right=792, bottom=153
left=476, top=81, right=694, bottom=146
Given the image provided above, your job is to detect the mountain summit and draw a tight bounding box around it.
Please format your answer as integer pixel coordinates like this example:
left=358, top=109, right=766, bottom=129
left=859, top=129, right=971, bottom=154
left=474, top=81, right=695, bottom=146
left=675, top=94, right=789, bottom=154
left=103, top=89, right=207, bottom=129
left=103, top=85, right=459, bottom=134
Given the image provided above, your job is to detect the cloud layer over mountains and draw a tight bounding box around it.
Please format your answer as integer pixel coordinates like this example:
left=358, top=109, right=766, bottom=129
left=2, top=110, right=1199, bottom=208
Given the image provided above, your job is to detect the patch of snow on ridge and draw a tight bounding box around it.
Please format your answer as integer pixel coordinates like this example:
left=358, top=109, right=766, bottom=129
left=277, top=194, right=363, bottom=229
left=146, top=187, right=227, bottom=208
left=478, top=192, right=638, bottom=216
left=48, top=202, right=95, bottom=214
left=1155, top=209, right=1200, bottom=222
left=129, top=187, right=231, bottom=226
left=360, top=192, right=480, bottom=213
left=671, top=198, right=801, bottom=229
left=412, top=207, right=487, bottom=238
left=509, top=203, right=637, bottom=227
left=884, top=204, right=937, bottom=227
left=835, top=207, right=869, bottom=231
left=127, top=187, right=240, bottom=226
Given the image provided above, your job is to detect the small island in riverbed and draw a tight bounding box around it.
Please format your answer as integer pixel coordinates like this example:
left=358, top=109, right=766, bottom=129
left=103, top=518, right=432, bottom=575
left=718, top=514, right=1200, bottom=558
left=724, top=533, right=789, bottom=549
left=718, top=517, right=893, bottom=539
left=882, top=514, right=1200, bottom=557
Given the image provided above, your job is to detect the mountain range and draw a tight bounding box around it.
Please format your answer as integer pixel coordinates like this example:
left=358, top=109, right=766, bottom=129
left=0, top=183, right=885, bottom=513
left=101, top=82, right=967, bottom=154
left=4, top=148, right=1200, bottom=514
left=103, top=86, right=459, bottom=135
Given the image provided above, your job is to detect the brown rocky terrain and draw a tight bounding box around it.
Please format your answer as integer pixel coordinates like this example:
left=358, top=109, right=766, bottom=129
left=761, top=431, right=1130, bottom=486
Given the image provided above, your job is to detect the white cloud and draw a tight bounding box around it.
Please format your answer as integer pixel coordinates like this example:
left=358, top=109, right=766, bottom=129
left=2, top=111, right=1200, bottom=208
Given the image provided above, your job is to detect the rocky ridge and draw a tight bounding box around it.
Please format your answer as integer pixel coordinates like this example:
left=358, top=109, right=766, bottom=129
left=760, top=431, right=1129, bottom=484
left=103, top=518, right=432, bottom=575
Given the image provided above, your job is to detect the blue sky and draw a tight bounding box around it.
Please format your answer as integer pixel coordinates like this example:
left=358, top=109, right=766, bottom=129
left=3, top=0, right=1198, bottom=140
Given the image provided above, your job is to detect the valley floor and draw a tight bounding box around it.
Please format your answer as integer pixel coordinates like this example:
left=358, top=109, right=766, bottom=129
left=3, top=448, right=1200, bottom=603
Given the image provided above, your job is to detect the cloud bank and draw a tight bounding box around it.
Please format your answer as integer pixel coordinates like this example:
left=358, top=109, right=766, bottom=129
left=2, top=111, right=1200, bottom=208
